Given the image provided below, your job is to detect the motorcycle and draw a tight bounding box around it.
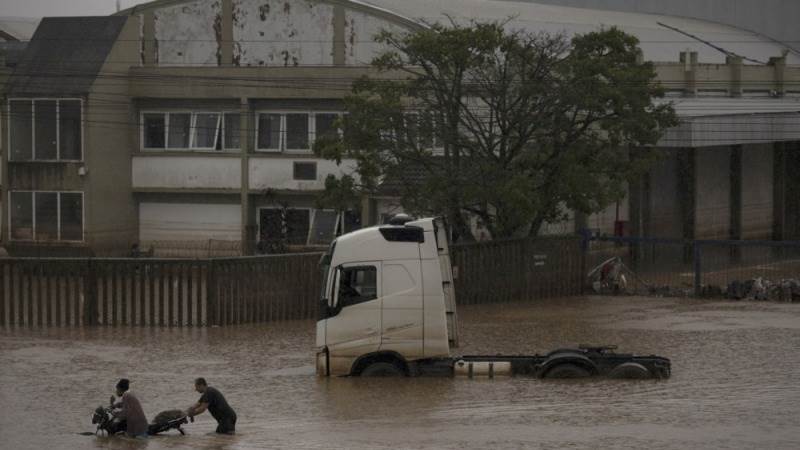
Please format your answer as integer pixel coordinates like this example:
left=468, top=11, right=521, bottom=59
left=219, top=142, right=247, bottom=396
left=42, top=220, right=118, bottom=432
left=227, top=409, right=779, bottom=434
left=91, top=395, right=191, bottom=436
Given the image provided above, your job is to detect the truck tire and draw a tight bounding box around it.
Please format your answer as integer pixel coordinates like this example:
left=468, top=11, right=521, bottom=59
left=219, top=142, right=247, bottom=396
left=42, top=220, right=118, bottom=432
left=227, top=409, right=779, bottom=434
left=608, top=362, right=651, bottom=379
left=360, top=362, right=405, bottom=377
left=544, top=363, right=591, bottom=379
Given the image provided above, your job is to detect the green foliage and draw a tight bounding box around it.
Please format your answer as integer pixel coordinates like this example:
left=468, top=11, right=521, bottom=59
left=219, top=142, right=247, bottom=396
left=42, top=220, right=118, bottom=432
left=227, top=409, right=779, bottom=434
left=314, top=20, right=678, bottom=240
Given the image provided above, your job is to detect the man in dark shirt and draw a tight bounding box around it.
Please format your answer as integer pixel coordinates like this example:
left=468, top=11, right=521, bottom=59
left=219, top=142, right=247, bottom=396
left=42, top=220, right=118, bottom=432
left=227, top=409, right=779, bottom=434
left=185, top=377, right=237, bottom=434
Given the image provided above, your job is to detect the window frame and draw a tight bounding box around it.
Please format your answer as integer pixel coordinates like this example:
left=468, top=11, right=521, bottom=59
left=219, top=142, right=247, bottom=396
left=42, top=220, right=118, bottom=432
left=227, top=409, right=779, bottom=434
left=8, top=190, right=85, bottom=242
left=256, top=110, right=331, bottom=154
left=7, top=98, right=84, bottom=162
left=139, top=110, right=239, bottom=152
left=335, top=263, right=380, bottom=308
left=254, top=111, right=284, bottom=153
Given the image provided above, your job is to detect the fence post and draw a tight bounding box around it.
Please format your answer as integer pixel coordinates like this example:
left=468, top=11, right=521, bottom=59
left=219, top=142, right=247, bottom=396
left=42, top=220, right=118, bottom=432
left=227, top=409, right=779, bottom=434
left=578, top=229, right=591, bottom=295
left=693, top=242, right=702, bottom=297
left=83, top=259, right=99, bottom=326
left=207, top=259, right=218, bottom=326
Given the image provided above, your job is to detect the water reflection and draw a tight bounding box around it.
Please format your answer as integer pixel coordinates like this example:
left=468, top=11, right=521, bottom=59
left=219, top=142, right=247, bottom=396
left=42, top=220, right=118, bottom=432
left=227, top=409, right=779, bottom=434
left=1, top=296, right=800, bottom=449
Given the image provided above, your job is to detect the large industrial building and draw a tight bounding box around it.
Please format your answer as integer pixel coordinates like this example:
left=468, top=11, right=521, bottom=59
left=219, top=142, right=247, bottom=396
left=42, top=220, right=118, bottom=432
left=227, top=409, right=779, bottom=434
left=1, top=0, right=799, bottom=256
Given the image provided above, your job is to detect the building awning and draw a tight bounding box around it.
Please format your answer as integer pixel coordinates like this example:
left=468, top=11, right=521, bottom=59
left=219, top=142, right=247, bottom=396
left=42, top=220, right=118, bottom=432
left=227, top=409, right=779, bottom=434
left=659, top=97, right=800, bottom=147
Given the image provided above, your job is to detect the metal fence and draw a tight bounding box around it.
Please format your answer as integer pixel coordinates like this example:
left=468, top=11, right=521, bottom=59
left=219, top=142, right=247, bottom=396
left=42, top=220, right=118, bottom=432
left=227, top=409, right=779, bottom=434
left=452, top=236, right=583, bottom=305
left=0, top=235, right=586, bottom=327
left=0, top=253, right=323, bottom=327
left=586, top=236, right=800, bottom=298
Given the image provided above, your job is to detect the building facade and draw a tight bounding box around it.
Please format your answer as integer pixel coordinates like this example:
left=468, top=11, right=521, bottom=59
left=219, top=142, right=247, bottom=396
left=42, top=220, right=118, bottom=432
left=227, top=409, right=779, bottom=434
left=1, top=0, right=799, bottom=256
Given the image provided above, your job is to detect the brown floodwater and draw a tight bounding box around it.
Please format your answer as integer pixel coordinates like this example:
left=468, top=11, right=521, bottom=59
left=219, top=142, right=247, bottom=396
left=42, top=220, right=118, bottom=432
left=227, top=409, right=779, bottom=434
left=1, top=296, right=799, bottom=450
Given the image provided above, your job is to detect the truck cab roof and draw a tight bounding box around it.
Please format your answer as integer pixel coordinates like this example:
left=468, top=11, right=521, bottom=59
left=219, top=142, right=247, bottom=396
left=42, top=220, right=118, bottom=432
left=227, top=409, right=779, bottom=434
left=330, top=218, right=437, bottom=267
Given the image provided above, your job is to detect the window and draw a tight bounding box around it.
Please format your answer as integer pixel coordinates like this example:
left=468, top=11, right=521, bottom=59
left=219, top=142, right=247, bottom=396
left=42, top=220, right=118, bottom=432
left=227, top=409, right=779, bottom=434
left=293, top=161, right=317, bottom=181
left=286, top=209, right=311, bottom=245
left=223, top=113, right=241, bottom=149
left=167, top=113, right=190, bottom=148
left=192, top=113, right=220, bottom=149
left=285, top=113, right=310, bottom=150
left=256, top=111, right=341, bottom=152
left=257, top=113, right=281, bottom=151
left=9, top=191, right=84, bottom=241
left=8, top=98, right=83, bottom=161
left=338, top=266, right=377, bottom=307
left=141, top=111, right=239, bottom=151
left=314, top=113, right=339, bottom=140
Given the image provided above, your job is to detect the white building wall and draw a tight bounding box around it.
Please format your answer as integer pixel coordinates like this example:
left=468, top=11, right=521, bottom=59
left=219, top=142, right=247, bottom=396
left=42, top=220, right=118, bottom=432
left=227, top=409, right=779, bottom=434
left=232, top=0, right=335, bottom=66
left=344, top=9, right=406, bottom=65
left=139, top=202, right=241, bottom=241
left=132, top=156, right=241, bottom=190
left=249, top=157, right=357, bottom=190
left=154, top=0, right=221, bottom=66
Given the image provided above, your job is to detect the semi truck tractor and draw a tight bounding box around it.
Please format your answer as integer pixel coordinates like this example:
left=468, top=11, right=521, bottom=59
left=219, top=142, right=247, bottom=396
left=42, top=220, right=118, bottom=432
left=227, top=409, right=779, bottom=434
left=315, top=216, right=670, bottom=379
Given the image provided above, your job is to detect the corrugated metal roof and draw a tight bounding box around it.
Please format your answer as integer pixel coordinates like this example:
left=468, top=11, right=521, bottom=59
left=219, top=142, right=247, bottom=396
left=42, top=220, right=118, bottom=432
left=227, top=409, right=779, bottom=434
left=356, top=0, right=798, bottom=65
left=6, top=16, right=127, bottom=96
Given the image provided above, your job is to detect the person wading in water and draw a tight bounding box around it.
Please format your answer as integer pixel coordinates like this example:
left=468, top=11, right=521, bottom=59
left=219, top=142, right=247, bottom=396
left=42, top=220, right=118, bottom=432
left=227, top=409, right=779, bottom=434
left=185, top=378, right=237, bottom=434
left=113, top=378, right=148, bottom=438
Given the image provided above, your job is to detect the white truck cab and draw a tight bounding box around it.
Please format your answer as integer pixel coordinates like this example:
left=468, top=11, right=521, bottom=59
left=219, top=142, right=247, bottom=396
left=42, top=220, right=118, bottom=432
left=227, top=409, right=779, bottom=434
left=316, top=216, right=458, bottom=377
left=316, top=216, right=670, bottom=379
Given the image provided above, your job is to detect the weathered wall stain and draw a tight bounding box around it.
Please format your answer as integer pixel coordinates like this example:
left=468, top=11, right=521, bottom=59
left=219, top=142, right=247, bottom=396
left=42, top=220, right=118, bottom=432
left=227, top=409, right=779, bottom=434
left=143, top=0, right=406, bottom=67
left=154, top=0, right=221, bottom=66
left=344, top=9, right=404, bottom=65
left=232, top=0, right=334, bottom=66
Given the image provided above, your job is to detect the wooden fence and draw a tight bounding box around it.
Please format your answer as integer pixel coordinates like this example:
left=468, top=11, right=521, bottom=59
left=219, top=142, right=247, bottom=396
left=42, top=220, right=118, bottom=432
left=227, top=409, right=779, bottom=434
left=0, top=236, right=583, bottom=327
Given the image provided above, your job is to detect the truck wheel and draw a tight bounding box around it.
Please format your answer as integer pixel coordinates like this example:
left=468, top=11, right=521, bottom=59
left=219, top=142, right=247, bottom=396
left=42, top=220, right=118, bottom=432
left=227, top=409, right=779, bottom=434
left=608, top=362, right=651, bottom=379
left=360, top=362, right=405, bottom=377
left=544, top=363, right=591, bottom=379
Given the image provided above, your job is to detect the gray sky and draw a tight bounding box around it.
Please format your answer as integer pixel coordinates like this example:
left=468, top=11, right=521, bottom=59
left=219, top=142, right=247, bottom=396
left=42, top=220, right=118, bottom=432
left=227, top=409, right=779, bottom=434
left=0, top=0, right=150, bottom=18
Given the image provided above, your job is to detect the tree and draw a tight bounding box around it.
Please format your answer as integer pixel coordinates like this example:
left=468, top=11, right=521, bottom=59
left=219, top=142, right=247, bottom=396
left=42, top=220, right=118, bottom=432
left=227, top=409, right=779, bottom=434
left=314, top=20, right=678, bottom=241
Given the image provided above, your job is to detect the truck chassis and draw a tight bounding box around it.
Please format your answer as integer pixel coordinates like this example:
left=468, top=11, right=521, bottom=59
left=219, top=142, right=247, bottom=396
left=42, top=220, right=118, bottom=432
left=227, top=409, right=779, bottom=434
left=406, top=346, right=671, bottom=379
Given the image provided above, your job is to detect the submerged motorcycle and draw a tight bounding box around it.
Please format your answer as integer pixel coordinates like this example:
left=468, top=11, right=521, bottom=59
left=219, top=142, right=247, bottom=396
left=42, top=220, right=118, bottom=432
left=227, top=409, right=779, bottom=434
left=91, top=395, right=190, bottom=436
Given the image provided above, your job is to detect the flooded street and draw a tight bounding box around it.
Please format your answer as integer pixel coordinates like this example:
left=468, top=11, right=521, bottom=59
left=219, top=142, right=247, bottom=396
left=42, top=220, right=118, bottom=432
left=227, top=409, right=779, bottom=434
left=2, top=296, right=799, bottom=449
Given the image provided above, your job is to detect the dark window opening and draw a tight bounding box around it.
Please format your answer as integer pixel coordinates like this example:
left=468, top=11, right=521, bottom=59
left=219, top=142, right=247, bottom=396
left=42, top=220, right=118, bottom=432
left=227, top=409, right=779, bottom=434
left=10, top=100, right=32, bottom=161
left=293, top=161, right=317, bottom=181
left=144, top=113, right=166, bottom=148
left=34, top=100, right=57, bottom=160
left=286, top=113, right=309, bottom=150
left=224, top=113, right=241, bottom=149
left=10, top=192, right=33, bottom=240
left=338, top=266, right=377, bottom=307
left=60, top=100, right=82, bottom=160
left=257, top=113, right=281, bottom=150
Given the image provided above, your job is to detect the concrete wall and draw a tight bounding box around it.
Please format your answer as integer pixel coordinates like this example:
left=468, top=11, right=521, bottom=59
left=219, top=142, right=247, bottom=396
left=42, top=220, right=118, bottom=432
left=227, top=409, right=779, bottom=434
left=647, top=150, right=683, bottom=238
left=695, top=146, right=731, bottom=239
left=155, top=0, right=222, bottom=66
left=248, top=157, right=357, bottom=191
left=518, top=0, right=800, bottom=45
left=133, top=156, right=242, bottom=190
left=232, top=0, right=336, bottom=66
left=86, top=16, right=141, bottom=250
left=740, top=143, right=774, bottom=239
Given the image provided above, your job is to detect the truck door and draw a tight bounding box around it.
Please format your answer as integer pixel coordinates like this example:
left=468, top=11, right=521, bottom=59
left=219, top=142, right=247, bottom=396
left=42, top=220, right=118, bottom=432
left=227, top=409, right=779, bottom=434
left=324, top=262, right=382, bottom=360
left=380, top=261, right=423, bottom=358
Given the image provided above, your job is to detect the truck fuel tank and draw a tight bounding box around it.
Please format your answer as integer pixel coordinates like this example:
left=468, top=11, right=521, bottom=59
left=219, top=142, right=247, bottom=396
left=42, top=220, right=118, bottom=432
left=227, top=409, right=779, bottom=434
left=454, top=360, right=513, bottom=378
